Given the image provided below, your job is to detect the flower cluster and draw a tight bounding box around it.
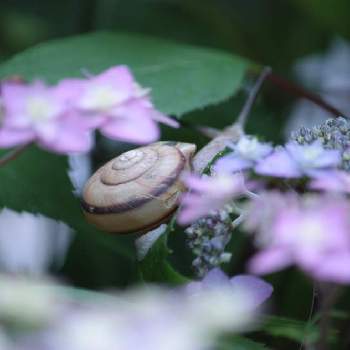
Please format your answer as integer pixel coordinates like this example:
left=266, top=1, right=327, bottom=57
left=185, top=208, right=235, bottom=277
left=255, top=140, right=341, bottom=178
left=292, top=117, right=350, bottom=170
left=178, top=172, right=253, bottom=277
left=0, top=66, right=178, bottom=154
left=178, top=117, right=350, bottom=284
left=244, top=192, right=350, bottom=284
left=214, top=129, right=341, bottom=179
left=0, top=270, right=272, bottom=350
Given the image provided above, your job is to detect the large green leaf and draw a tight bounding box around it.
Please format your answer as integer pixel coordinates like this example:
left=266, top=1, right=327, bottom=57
left=0, top=146, right=134, bottom=260
left=0, top=31, right=248, bottom=117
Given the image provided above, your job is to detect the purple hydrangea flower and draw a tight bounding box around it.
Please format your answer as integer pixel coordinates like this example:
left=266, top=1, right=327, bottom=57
left=177, top=173, right=247, bottom=225
left=255, top=141, right=341, bottom=178
left=246, top=192, right=350, bottom=284
left=214, top=136, right=273, bottom=173
left=0, top=80, right=92, bottom=153
left=186, top=268, right=273, bottom=308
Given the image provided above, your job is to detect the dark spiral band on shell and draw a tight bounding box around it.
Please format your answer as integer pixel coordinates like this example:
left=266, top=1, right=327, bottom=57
left=80, top=150, right=185, bottom=214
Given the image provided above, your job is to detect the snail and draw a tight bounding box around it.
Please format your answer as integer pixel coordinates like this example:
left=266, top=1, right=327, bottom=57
left=81, top=141, right=197, bottom=234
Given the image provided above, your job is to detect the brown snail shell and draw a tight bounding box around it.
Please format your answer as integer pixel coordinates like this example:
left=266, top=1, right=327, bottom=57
left=81, top=141, right=196, bottom=234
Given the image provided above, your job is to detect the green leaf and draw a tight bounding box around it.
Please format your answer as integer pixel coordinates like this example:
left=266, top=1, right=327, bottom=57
left=0, top=146, right=134, bottom=260
left=138, top=217, right=188, bottom=284
left=217, top=336, right=270, bottom=350
left=0, top=31, right=248, bottom=117
left=262, top=316, right=319, bottom=343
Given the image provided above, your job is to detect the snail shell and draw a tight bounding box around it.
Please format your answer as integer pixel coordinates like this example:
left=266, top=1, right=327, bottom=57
left=81, top=141, right=196, bottom=234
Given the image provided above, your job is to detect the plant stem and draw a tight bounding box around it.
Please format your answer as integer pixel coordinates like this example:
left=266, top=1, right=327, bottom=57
left=236, top=66, right=272, bottom=129
left=0, top=143, right=31, bottom=168
left=266, top=72, right=346, bottom=117
left=192, top=67, right=271, bottom=173
left=316, top=283, right=340, bottom=350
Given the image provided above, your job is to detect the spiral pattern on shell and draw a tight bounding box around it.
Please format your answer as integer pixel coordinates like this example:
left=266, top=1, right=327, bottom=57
left=82, top=141, right=196, bottom=234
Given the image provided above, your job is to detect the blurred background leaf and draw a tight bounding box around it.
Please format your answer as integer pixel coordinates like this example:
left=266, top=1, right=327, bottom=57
left=0, top=32, right=248, bottom=117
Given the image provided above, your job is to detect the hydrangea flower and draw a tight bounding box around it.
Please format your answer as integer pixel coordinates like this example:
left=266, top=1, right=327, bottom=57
left=255, top=140, right=341, bottom=178
left=0, top=275, right=62, bottom=328
left=58, top=66, right=178, bottom=144
left=8, top=271, right=270, bottom=350
left=0, top=66, right=178, bottom=154
left=214, top=136, right=272, bottom=173
left=185, top=210, right=234, bottom=277
left=186, top=268, right=273, bottom=310
left=246, top=192, right=350, bottom=284
left=292, top=117, right=350, bottom=171
left=309, top=170, right=350, bottom=194
left=243, top=191, right=296, bottom=247
left=177, top=173, right=247, bottom=225
left=0, top=80, right=92, bottom=153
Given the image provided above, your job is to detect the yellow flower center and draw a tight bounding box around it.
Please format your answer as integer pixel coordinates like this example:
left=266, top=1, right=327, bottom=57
left=303, top=147, right=322, bottom=162
left=81, top=85, right=125, bottom=111
left=26, top=97, right=56, bottom=123
left=299, top=218, right=324, bottom=247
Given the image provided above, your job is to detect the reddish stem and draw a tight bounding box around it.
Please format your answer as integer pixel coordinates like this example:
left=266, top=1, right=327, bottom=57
left=266, top=72, right=346, bottom=117
left=0, top=143, right=31, bottom=168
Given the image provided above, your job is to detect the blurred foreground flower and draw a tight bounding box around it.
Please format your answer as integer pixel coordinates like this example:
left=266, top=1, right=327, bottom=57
left=0, top=270, right=272, bottom=350
left=245, top=192, right=350, bottom=284
left=186, top=268, right=273, bottom=312
left=0, top=275, right=63, bottom=328
left=0, top=66, right=177, bottom=154
left=309, top=170, right=350, bottom=193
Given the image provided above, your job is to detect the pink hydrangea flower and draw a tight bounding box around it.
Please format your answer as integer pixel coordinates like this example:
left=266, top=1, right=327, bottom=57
left=214, top=136, right=273, bottom=173
left=177, top=173, right=247, bottom=225
left=246, top=192, right=350, bottom=284
left=0, top=80, right=92, bottom=153
left=309, top=170, right=350, bottom=193
left=255, top=141, right=341, bottom=178
left=58, top=66, right=178, bottom=144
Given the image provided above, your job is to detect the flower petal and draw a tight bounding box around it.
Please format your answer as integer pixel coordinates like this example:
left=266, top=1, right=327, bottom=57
left=248, top=248, right=293, bottom=275
left=255, top=148, right=301, bottom=178
left=101, top=116, right=159, bottom=144
left=214, top=155, right=253, bottom=173
left=230, top=275, right=273, bottom=307
left=312, top=253, right=350, bottom=284
left=0, top=128, right=34, bottom=147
